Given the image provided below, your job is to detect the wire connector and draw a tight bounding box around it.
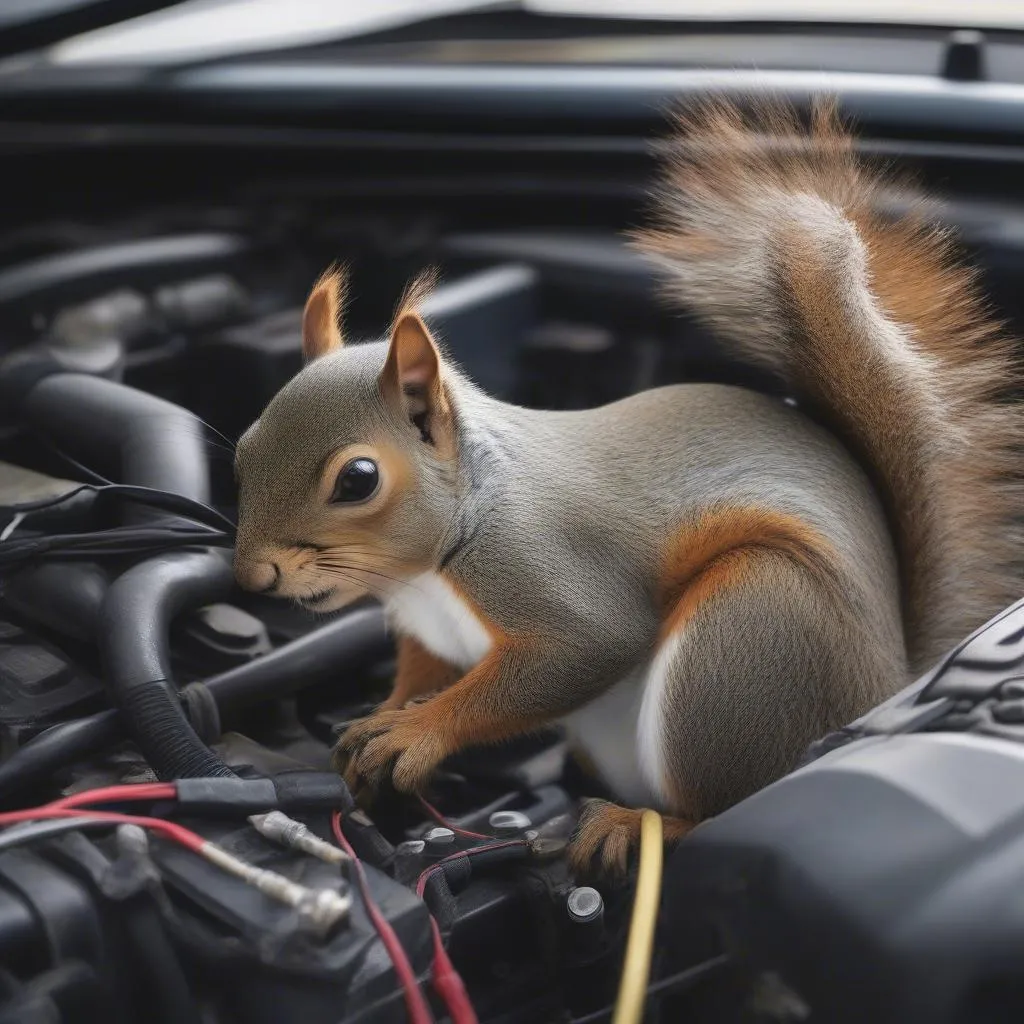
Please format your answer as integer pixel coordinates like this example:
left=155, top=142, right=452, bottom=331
left=249, top=811, right=350, bottom=866
left=199, top=841, right=351, bottom=934
left=174, top=773, right=355, bottom=815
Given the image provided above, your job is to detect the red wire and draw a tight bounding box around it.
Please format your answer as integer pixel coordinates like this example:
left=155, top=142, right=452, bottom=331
left=428, top=918, right=479, bottom=1024
left=331, top=811, right=435, bottom=1024
left=415, top=839, right=528, bottom=898
left=418, top=797, right=491, bottom=841
left=0, top=807, right=205, bottom=852
left=411, top=840, right=529, bottom=1024
left=47, top=782, right=178, bottom=810
left=8, top=786, right=476, bottom=1024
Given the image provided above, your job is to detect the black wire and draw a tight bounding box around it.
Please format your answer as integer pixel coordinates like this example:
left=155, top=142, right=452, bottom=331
left=1, top=482, right=236, bottom=533
left=0, top=522, right=232, bottom=570
left=1, top=481, right=97, bottom=514
left=38, top=435, right=113, bottom=486
left=98, top=484, right=236, bottom=532
left=0, top=816, right=122, bottom=853
left=567, top=954, right=732, bottom=1024
left=0, top=474, right=238, bottom=570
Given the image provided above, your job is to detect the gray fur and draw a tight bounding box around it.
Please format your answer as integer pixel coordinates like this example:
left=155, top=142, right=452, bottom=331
left=237, top=349, right=906, bottom=813
left=237, top=95, right=1023, bottom=820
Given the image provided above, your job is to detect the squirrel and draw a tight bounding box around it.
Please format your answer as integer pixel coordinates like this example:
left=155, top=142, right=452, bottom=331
left=233, top=97, right=1024, bottom=874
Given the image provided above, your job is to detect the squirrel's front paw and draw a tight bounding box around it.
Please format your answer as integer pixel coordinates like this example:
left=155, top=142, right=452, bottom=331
left=332, top=704, right=447, bottom=795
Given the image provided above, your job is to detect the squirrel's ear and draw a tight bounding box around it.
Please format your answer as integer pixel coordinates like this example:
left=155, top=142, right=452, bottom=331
left=380, top=311, right=455, bottom=457
left=302, top=265, right=346, bottom=362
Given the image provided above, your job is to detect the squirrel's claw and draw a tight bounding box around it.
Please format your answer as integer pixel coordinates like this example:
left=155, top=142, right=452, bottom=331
left=567, top=799, right=695, bottom=879
left=333, top=704, right=446, bottom=795
left=567, top=799, right=643, bottom=878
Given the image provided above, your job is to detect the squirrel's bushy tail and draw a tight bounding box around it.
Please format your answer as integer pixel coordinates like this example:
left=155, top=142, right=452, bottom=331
left=634, top=96, right=1024, bottom=671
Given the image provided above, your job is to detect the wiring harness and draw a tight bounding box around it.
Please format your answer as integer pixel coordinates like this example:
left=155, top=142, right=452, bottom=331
left=0, top=777, right=733, bottom=1024
left=0, top=481, right=236, bottom=571
left=0, top=778, right=481, bottom=1023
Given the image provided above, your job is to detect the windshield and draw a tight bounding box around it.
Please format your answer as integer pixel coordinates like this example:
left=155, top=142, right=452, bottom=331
left=48, top=0, right=1024, bottom=67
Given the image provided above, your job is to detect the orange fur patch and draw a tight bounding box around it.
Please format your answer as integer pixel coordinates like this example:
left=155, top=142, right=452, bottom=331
left=632, top=96, right=1024, bottom=670
left=659, top=506, right=837, bottom=638
left=386, top=636, right=461, bottom=709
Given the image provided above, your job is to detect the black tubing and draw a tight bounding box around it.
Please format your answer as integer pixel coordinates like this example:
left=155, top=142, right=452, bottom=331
left=2, top=364, right=214, bottom=639
left=98, top=549, right=236, bottom=780
left=0, top=711, right=121, bottom=806
left=0, top=605, right=391, bottom=800
left=205, top=604, right=390, bottom=707
left=18, top=372, right=210, bottom=507
left=0, top=560, right=109, bottom=642
left=121, top=894, right=202, bottom=1024
left=0, top=363, right=236, bottom=783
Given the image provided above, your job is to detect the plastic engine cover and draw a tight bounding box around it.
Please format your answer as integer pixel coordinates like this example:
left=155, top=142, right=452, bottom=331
left=661, top=597, right=1024, bottom=1024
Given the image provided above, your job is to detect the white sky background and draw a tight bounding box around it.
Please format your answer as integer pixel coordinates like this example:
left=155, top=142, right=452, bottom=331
left=49, top=0, right=1024, bottom=66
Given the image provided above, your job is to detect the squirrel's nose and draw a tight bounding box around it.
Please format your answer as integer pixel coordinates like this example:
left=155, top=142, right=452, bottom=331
left=236, top=559, right=280, bottom=594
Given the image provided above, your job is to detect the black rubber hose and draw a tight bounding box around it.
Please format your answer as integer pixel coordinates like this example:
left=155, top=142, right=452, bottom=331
left=0, top=606, right=391, bottom=801
left=0, top=711, right=122, bottom=807
left=0, top=362, right=239, bottom=784
left=124, top=900, right=202, bottom=1024
left=0, top=560, right=109, bottom=642
left=2, top=363, right=214, bottom=639
left=204, top=604, right=390, bottom=707
left=98, top=549, right=236, bottom=780
left=17, top=371, right=210, bottom=509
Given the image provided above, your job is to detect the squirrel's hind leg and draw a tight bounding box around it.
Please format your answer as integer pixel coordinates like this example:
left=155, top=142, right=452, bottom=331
left=568, top=798, right=693, bottom=877
left=651, top=546, right=900, bottom=820
left=567, top=540, right=901, bottom=876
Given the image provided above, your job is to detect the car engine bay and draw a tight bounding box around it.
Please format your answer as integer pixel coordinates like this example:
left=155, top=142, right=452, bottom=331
left=6, top=10, right=1024, bottom=1023
left=0, top=186, right=729, bottom=1024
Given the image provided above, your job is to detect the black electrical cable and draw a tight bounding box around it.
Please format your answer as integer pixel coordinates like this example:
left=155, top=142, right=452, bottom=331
left=1, top=480, right=236, bottom=532
left=0, top=524, right=232, bottom=571
left=0, top=816, right=125, bottom=853
left=1, top=478, right=237, bottom=574
left=121, top=889, right=202, bottom=1024
left=38, top=434, right=113, bottom=486
left=566, top=955, right=732, bottom=1024
left=0, top=605, right=391, bottom=802
left=1, top=481, right=96, bottom=514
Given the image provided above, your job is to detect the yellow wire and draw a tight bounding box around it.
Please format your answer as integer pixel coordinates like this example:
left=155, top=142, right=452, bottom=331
left=612, top=809, right=664, bottom=1024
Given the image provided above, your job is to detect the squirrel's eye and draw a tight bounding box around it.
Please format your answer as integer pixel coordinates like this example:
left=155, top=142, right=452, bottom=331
left=331, top=458, right=379, bottom=504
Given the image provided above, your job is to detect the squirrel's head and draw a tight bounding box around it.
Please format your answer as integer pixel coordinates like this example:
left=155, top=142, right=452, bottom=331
left=233, top=267, right=461, bottom=612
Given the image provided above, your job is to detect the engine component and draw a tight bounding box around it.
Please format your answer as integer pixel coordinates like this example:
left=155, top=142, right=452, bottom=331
left=1, top=368, right=211, bottom=506
left=0, top=620, right=105, bottom=757
left=0, top=605, right=391, bottom=802
left=0, top=807, right=433, bottom=1024
left=0, top=234, right=246, bottom=317
left=661, top=598, right=1024, bottom=1024
left=187, top=263, right=536, bottom=439
left=99, top=550, right=236, bottom=781
left=7, top=188, right=1024, bottom=1024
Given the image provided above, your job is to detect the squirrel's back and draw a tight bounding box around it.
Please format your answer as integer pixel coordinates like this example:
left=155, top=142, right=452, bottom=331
left=633, top=97, right=1024, bottom=671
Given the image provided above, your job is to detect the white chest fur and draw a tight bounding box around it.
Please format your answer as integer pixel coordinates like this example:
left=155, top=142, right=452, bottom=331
left=385, top=572, right=492, bottom=671
left=561, top=667, right=661, bottom=809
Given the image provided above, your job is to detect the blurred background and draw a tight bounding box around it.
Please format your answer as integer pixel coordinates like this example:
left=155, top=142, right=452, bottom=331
left=2, top=0, right=1024, bottom=451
